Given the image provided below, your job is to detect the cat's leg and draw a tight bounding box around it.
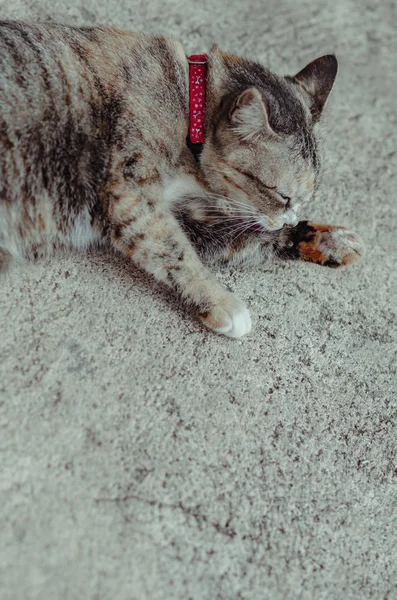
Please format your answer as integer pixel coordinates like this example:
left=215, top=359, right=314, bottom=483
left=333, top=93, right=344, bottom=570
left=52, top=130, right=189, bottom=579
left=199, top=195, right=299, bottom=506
left=178, top=214, right=363, bottom=268
left=276, top=221, right=364, bottom=267
left=108, top=182, right=251, bottom=337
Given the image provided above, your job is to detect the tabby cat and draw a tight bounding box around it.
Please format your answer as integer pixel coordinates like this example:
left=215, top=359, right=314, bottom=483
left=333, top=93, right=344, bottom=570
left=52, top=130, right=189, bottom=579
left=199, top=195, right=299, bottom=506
left=0, top=21, right=363, bottom=337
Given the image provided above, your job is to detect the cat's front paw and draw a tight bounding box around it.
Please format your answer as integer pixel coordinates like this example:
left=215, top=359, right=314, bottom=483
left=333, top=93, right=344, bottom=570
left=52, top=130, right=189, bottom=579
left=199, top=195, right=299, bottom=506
left=291, top=222, right=364, bottom=267
left=199, top=294, right=251, bottom=338
left=316, top=226, right=364, bottom=267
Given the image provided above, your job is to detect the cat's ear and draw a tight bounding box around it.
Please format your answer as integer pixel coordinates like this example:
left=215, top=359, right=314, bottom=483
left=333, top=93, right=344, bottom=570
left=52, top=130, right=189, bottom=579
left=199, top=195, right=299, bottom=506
left=229, top=88, right=273, bottom=140
left=294, top=55, right=338, bottom=119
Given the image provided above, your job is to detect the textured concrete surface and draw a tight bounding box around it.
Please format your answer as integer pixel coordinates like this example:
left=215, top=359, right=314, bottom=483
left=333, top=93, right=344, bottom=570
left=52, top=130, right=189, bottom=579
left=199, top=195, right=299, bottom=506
left=1, top=1, right=396, bottom=599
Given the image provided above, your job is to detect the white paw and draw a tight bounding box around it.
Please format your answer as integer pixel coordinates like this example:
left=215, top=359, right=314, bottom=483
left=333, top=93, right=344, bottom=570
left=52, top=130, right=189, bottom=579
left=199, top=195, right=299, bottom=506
left=199, top=296, right=252, bottom=338
left=213, top=305, right=252, bottom=338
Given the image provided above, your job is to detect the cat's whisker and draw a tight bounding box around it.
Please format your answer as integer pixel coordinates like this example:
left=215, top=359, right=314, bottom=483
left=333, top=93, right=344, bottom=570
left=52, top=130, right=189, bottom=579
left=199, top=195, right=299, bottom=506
left=203, top=185, right=247, bottom=203
left=217, top=217, right=257, bottom=229
left=205, top=210, right=259, bottom=221
left=197, top=202, right=251, bottom=211
left=232, top=220, right=262, bottom=242
left=201, top=209, right=257, bottom=219
left=204, top=214, right=259, bottom=227
left=206, top=197, right=258, bottom=214
left=208, top=216, right=254, bottom=224
left=198, top=203, right=260, bottom=217
left=205, top=192, right=258, bottom=212
left=219, top=219, right=259, bottom=235
left=207, top=215, right=257, bottom=230
left=209, top=221, right=259, bottom=232
left=204, top=198, right=260, bottom=216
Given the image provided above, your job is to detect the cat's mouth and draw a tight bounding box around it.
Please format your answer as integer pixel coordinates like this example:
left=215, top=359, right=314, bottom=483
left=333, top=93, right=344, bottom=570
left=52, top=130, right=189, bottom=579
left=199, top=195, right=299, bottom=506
left=256, top=210, right=299, bottom=233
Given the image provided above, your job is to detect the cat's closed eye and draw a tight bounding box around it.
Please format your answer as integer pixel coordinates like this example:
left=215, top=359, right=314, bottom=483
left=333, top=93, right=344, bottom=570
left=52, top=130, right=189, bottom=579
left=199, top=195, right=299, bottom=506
left=232, top=167, right=291, bottom=205
left=276, top=192, right=291, bottom=207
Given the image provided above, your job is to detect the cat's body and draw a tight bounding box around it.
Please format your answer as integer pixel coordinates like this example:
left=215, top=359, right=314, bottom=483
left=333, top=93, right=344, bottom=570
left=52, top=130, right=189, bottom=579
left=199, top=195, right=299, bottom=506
left=0, top=21, right=363, bottom=337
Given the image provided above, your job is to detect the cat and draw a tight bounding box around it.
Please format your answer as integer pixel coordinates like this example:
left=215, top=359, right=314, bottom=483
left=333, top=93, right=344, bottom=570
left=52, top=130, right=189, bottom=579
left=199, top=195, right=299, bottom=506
left=0, top=21, right=363, bottom=337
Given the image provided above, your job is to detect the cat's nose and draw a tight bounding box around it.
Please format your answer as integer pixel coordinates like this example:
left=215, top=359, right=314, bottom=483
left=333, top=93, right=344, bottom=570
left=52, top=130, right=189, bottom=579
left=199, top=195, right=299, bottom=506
left=285, top=209, right=299, bottom=228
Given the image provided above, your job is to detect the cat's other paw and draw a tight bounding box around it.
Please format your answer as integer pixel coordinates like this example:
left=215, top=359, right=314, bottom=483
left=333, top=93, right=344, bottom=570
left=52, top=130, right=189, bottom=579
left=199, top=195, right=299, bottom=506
left=289, top=222, right=364, bottom=267
left=199, top=294, right=251, bottom=338
left=315, top=226, right=364, bottom=267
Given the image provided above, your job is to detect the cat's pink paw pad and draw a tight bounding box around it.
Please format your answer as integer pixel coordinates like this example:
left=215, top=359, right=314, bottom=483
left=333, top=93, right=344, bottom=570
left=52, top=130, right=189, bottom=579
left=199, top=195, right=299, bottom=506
left=200, top=297, right=251, bottom=338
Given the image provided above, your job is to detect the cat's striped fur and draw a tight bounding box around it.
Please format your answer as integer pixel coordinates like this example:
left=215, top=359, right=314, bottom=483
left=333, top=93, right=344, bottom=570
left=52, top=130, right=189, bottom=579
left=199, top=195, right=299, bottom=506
left=0, top=21, right=363, bottom=337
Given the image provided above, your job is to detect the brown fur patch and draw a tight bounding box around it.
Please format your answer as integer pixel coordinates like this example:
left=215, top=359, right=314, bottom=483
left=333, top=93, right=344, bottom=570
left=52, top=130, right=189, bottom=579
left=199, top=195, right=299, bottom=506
left=298, top=238, right=329, bottom=264
left=118, top=208, right=136, bottom=220
left=38, top=214, right=45, bottom=230
left=221, top=52, right=244, bottom=66
left=199, top=311, right=222, bottom=330
left=125, top=243, right=136, bottom=257
left=308, top=223, right=340, bottom=232
left=227, top=236, right=247, bottom=259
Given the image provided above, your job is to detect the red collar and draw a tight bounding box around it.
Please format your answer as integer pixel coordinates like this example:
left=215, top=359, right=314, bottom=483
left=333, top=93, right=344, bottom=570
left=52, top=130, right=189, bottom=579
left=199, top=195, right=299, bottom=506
left=188, top=54, right=208, bottom=144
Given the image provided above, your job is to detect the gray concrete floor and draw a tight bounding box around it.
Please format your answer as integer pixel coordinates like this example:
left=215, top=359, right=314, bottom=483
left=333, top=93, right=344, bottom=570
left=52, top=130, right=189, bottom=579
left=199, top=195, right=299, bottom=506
left=1, top=1, right=396, bottom=598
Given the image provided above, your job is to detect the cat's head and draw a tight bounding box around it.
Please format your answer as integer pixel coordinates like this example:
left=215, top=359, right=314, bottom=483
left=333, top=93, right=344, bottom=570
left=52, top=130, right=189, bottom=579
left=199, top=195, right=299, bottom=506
left=201, top=52, right=338, bottom=231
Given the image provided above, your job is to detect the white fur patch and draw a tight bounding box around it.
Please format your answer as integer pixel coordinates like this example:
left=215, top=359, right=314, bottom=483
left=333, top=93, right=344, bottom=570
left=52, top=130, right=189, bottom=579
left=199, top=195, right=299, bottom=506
left=163, top=174, right=205, bottom=207
left=202, top=298, right=252, bottom=338
left=217, top=306, right=252, bottom=338
left=64, top=208, right=102, bottom=250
